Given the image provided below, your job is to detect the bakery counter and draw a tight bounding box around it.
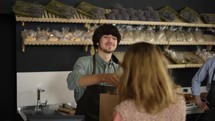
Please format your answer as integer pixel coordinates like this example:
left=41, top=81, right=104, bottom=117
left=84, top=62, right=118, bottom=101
left=186, top=104, right=203, bottom=114
left=182, top=87, right=206, bottom=114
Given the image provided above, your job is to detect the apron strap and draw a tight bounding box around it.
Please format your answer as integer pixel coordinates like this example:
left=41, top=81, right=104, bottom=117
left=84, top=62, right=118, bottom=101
left=211, top=68, right=215, bottom=82
left=206, top=67, right=215, bottom=104
left=195, top=69, right=215, bottom=121
left=93, top=54, right=96, bottom=74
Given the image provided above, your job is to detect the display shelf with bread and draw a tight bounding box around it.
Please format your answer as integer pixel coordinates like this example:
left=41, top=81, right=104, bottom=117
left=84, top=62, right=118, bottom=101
left=20, top=26, right=215, bottom=53
left=23, top=36, right=214, bottom=46
left=15, top=1, right=215, bottom=69
left=114, top=51, right=214, bottom=69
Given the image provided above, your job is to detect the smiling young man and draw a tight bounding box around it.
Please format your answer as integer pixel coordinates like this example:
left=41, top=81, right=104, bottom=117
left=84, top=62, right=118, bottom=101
left=67, top=24, right=121, bottom=121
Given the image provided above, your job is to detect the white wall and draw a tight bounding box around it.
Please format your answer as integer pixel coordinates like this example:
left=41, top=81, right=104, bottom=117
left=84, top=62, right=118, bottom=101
left=17, top=71, right=76, bottom=107
left=17, top=71, right=207, bottom=108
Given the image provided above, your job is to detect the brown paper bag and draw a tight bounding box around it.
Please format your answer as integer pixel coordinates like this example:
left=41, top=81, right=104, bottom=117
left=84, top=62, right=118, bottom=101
left=100, top=93, right=119, bottom=121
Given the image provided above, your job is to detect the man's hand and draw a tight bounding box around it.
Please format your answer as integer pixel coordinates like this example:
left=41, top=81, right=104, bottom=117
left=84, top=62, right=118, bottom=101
left=99, top=73, right=120, bottom=87
left=78, top=73, right=120, bottom=87
left=195, top=96, right=209, bottom=112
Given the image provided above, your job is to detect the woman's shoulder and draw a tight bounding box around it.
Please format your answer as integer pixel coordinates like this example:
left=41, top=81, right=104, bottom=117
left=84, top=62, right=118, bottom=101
left=115, top=100, right=143, bottom=121
left=115, top=100, right=136, bottom=112
left=116, top=100, right=131, bottom=108
left=168, top=93, right=186, bottom=114
left=166, top=94, right=186, bottom=120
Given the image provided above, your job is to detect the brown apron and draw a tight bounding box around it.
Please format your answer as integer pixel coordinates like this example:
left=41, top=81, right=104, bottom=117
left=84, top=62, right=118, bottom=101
left=75, top=55, right=117, bottom=121
left=197, top=68, right=215, bottom=121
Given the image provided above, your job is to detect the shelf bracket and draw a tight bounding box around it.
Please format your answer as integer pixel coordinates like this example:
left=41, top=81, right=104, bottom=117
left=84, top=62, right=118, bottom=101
left=84, top=45, right=88, bottom=52
left=22, top=44, right=25, bottom=52
left=22, top=22, right=25, bottom=26
left=22, top=38, right=25, bottom=52
left=164, top=41, right=170, bottom=50
left=90, top=45, right=95, bottom=55
left=164, top=41, right=169, bottom=50
left=164, top=45, right=169, bottom=50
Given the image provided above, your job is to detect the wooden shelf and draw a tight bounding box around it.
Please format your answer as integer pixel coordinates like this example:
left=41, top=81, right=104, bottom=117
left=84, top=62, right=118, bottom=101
left=17, top=10, right=215, bottom=59
left=24, top=41, right=93, bottom=45
left=113, top=51, right=208, bottom=69
left=167, top=64, right=186, bottom=69
left=185, top=64, right=203, bottom=68
left=17, top=10, right=215, bottom=52
left=168, top=63, right=203, bottom=68
left=167, top=41, right=215, bottom=46
left=23, top=39, right=215, bottom=46
left=16, top=10, right=215, bottom=28
left=23, top=40, right=168, bottom=46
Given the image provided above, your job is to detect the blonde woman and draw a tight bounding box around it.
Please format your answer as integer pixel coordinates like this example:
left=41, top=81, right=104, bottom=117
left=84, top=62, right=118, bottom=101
left=112, top=42, right=186, bottom=121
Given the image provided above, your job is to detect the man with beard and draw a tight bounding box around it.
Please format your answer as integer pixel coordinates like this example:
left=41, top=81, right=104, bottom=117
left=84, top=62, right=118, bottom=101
left=67, top=24, right=121, bottom=121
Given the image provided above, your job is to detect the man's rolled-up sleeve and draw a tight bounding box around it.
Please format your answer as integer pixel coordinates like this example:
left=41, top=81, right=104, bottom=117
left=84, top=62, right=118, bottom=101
left=191, top=63, right=208, bottom=96
left=66, top=57, right=88, bottom=102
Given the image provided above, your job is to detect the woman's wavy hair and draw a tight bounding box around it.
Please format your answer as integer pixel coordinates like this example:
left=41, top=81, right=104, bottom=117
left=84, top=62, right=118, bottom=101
left=117, top=42, right=179, bottom=114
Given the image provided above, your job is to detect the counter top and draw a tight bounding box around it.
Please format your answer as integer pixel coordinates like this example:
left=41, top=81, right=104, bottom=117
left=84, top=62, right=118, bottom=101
left=186, top=105, right=203, bottom=114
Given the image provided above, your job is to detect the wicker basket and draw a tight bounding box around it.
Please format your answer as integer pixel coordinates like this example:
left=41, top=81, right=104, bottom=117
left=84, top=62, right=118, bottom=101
left=179, top=7, right=203, bottom=23
left=45, top=0, right=76, bottom=19
left=75, top=1, right=106, bottom=19
left=200, top=13, right=215, bottom=24
left=12, top=0, right=44, bottom=17
left=159, top=6, right=182, bottom=22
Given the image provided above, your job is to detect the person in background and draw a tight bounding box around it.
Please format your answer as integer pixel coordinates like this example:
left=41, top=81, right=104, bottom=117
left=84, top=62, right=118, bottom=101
left=191, top=56, right=215, bottom=121
left=67, top=24, right=121, bottom=121
left=112, top=42, right=186, bottom=121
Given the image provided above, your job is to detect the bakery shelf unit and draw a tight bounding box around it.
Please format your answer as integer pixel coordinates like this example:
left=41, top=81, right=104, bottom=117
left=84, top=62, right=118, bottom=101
left=113, top=51, right=215, bottom=69
left=15, top=10, right=215, bottom=69
left=16, top=10, right=215, bottom=27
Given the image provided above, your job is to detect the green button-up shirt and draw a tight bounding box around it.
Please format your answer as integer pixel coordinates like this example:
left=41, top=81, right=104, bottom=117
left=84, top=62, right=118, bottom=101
left=67, top=53, right=120, bottom=102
